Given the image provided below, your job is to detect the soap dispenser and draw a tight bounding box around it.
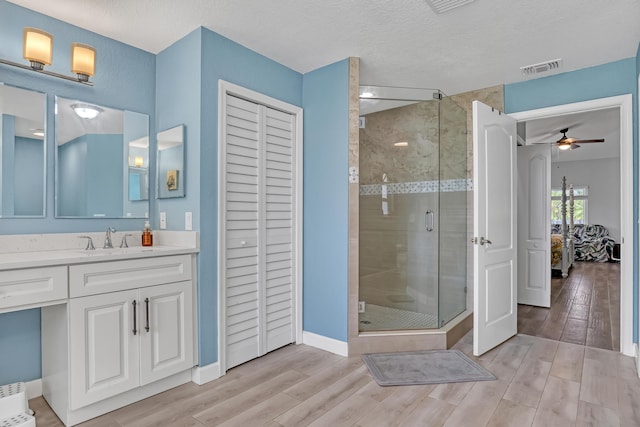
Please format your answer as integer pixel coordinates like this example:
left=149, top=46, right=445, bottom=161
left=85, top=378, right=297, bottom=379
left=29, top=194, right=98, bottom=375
left=142, top=221, right=153, bottom=246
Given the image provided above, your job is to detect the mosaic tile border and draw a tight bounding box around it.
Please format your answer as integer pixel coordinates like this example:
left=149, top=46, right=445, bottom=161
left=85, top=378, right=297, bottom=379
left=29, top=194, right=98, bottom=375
left=360, top=179, right=473, bottom=195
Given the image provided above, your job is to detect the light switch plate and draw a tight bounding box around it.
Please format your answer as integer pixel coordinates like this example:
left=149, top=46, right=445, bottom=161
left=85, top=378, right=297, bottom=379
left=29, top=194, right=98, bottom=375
left=159, top=212, right=167, bottom=229
left=185, top=212, right=193, bottom=231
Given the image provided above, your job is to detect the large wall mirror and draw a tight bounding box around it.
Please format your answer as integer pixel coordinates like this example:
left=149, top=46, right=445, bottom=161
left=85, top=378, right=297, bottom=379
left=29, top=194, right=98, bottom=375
left=0, top=84, right=46, bottom=218
left=157, top=125, right=185, bottom=199
left=55, top=96, right=149, bottom=218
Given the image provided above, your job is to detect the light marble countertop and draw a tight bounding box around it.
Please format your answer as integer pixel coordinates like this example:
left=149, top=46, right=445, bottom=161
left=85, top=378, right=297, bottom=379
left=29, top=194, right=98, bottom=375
left=0, top=231, right=199, bottom=271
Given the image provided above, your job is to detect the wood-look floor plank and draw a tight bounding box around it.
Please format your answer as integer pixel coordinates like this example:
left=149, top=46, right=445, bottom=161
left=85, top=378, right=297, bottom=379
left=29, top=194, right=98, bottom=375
left=441, top=380, right=510, bottom=427
left=193, top=370, right=309, bottom=425
left=533, top=375, right=580, bottom=425
left=273, top=365, right=371, bottom=426
left=550, top=342, right=585, bottom=383
left=307, top=393, right=379, bottom=427
left=216, top=393, right=301, bottom=427
left=579, top=358, right=619, bottom=411
left=397, top=397, right=456, bottom=427
left=575, top=400, right=620, bottom=427
left=503, top=358, right=552, bottom=408
left=352, top=385, right=433, bottom=427
left=486, top=399, right=536, bottom=427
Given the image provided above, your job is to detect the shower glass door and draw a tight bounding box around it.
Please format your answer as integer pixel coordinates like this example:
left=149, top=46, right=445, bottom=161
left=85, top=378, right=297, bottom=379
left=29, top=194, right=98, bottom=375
left=437, top=95, right=469, bottom=326
left=358, top=86, right=444, bottom=331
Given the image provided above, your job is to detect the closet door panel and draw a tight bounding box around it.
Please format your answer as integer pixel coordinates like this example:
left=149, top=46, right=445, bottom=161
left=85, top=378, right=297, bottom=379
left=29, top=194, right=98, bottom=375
left=224, top=95, right=261, bottom=369
left=263, top=106, right=294, bottom=353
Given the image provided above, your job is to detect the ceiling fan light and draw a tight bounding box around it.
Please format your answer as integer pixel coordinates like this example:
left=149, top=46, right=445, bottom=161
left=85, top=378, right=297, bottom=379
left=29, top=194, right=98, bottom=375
left=558, top=142, right=572, bottom=151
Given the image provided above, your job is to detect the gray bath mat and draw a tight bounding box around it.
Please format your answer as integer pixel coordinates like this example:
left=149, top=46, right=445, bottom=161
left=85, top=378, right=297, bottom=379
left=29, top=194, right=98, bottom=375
left=362, top=349, right=496, bottom=386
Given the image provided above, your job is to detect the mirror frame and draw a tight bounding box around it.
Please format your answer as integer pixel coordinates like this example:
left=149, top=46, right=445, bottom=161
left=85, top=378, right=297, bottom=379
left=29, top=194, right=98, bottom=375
left=156, top=124, right=185, bottom=199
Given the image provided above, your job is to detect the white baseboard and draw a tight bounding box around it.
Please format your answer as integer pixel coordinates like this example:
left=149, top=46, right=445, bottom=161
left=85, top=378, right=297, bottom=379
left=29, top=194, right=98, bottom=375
left=25, top=379, right=42, bottom=400
left=302, top=331, right=348, bottom=357
left=191, top=362, right=221, bottom=385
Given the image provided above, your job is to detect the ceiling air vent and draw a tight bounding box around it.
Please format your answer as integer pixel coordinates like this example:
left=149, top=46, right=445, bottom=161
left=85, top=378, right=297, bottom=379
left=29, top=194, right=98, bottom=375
left=425, top=0, right=476, bottom=14
left=520, top=59, right=563, bottom=76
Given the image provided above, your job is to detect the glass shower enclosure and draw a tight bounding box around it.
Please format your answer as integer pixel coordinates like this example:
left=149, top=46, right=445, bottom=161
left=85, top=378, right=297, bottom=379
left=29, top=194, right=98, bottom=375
left=358, top=86, right=468, bottom=331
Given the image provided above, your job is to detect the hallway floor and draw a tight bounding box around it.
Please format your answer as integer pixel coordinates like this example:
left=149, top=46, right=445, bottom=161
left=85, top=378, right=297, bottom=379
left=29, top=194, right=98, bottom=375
left=517, top=261, right=620, bottom=351
left=31, top=328, right=640, bottom=426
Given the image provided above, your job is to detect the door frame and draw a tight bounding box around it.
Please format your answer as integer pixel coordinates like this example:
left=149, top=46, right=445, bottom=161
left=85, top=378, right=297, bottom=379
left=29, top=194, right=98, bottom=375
left=510, top=94, right=634, bottom=357
left=217, top=80, right=304, bottom=374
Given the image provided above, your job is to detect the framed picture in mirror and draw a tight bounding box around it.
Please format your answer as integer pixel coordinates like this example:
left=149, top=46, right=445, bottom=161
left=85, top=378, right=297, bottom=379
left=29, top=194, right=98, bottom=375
left=157, top=125, right=185, bottom=199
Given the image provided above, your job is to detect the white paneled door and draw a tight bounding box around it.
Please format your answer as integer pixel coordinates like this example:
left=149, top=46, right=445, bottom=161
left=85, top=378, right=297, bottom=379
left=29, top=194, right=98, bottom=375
left=220, top=89, right=299, bottom=371
left=517, top=144, right=551, bottom=307
left=472, top=101, right=518, bottom=356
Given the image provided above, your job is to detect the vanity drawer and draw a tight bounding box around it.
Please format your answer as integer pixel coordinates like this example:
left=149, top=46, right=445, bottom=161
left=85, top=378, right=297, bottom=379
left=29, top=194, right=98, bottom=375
left=0, top=266, right=68, bottom=312
left=69, top=255, right=192, bottom=298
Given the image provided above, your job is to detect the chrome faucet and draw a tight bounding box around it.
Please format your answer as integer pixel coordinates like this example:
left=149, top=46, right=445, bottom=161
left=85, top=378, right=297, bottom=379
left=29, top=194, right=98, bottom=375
left=104, top=227, right=116, bottom=249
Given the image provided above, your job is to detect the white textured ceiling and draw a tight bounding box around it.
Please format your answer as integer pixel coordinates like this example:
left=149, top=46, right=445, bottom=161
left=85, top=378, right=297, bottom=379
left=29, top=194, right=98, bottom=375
left=6, top=0, right=640, bottom=96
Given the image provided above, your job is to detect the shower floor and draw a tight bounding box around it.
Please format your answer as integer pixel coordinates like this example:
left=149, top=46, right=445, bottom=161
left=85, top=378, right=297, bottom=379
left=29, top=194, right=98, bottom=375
left=359, top=303, right=438, bottom=331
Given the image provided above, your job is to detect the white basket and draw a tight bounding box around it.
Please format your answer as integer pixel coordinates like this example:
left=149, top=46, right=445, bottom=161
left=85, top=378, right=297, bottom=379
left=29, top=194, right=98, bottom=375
left=0, top=383, right=29, bottom=420
left=0, top=413, right=36, bottom=427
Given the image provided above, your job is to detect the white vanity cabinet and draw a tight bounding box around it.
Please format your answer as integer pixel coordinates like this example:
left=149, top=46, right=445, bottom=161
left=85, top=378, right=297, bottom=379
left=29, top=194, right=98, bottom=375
left=42, top=254, right=196, bottom=426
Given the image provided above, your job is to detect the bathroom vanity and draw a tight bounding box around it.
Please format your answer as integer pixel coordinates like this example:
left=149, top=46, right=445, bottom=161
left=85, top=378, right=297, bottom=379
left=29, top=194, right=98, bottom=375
left=0, top=232, right=199, bottom=426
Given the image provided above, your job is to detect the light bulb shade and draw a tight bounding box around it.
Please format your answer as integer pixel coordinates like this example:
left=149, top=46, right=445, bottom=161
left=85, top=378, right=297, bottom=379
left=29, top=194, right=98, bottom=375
left=71, top=103, right=102, bottom=119
left=71, top=43, right=96, bottom=79
left=134, top=157, right=144, bottom=167
left=558, top=142, right=571, bottom=151
left=23, top=27, right=53, bottom=68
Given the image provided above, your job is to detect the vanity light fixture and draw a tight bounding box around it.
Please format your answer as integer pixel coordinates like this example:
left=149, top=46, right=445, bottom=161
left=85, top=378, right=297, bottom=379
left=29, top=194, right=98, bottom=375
left=23, top=27, right=53, bottom=71
left=134, top=157, right=144, bottom=167
left=71, top=103, right=103, bottom=119
left=0, top=27, right=96, bottom=86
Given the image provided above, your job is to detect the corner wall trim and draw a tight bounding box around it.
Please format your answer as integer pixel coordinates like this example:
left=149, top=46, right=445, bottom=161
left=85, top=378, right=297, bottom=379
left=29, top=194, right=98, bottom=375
left=191, top=362, right=221, bottom=385
left=26, top=378, right=42, bottom=400
left=302, top=331, right=348, bottom=356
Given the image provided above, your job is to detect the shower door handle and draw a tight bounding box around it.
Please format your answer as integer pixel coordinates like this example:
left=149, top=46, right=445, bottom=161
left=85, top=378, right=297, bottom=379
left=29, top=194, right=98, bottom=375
left=425, top=210, right=434, bottom=232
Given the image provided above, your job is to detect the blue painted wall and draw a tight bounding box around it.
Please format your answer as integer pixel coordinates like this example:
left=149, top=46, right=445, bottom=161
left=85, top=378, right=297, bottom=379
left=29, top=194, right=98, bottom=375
left=14, top=137, right=45, bottom=216
left=155, top=29, right=201, bottom=231
left=1, top=115, right=16, bottom=216
left=0, top=1, right=155, bottom=386
left=504, top=58, right=639, bottom=342
left=301, top=59, right=350, bottom=342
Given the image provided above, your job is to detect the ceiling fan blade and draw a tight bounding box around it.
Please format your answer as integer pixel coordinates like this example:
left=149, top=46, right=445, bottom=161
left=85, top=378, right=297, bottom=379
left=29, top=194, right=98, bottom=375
left=570, top=143, right=581, bottom=150
left=573, top=138, right=605, bottom=143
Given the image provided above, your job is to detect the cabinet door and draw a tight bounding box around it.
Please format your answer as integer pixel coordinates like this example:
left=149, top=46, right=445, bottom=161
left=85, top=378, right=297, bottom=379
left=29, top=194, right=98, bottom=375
left=139, top=281, right=193, bottom=385
left=69, top=289, right=140, bottom=410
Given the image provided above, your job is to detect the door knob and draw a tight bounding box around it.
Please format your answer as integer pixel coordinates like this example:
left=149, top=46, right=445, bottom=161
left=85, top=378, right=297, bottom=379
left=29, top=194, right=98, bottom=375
left=480, top=237, right=492, bottom=245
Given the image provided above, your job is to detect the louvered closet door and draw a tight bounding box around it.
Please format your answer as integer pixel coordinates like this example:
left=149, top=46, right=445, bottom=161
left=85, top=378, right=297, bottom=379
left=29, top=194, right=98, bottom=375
left=223, top=94, right=295, bottom=370
left=263, top=107, right=295, bottom=353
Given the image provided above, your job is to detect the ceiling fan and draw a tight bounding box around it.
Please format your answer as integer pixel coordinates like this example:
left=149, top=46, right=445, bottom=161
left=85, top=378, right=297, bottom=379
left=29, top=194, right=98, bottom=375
left=552, top=127, right=605, bottom=151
